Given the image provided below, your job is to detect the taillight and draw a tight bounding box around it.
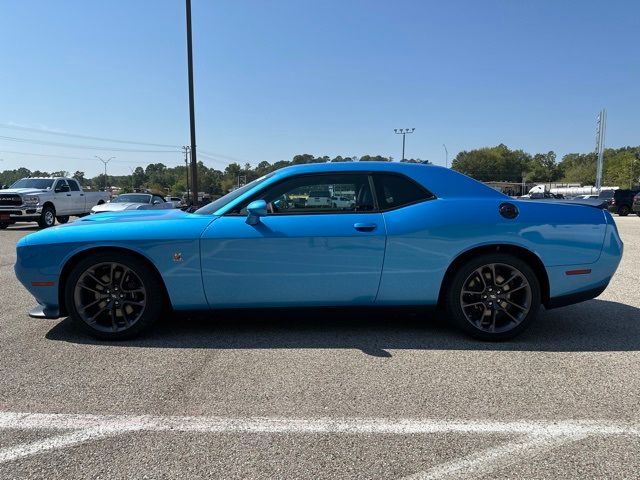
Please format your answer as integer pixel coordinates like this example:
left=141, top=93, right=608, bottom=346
left=611, top=199, right=616, bottom=205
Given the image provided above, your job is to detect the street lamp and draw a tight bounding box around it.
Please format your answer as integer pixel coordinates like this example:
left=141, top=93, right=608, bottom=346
left=95, top=156, right=115, bottom=191
left=394, top=128, right=415, bottom=161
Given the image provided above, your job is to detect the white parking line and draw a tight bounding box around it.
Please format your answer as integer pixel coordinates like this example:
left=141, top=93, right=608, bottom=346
left=1, top=412, right=639, bottom=477
left=400, top=433, right=588, bottom=480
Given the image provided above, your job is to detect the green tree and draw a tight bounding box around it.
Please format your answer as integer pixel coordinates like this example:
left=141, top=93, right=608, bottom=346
left=452, top=144, right=529, bottom=182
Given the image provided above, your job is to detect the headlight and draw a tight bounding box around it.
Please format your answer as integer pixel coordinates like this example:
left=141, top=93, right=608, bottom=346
left=24, top=196, right=40, bottom=205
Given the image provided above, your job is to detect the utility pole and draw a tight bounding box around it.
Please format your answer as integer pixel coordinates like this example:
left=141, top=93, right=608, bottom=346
left=185, top=0, right=198, bottom=205
left=95, top=156, right=115, bottom=191
left=394, top=128, right=415, bottom=161
left=182, top=145, right=191, bottom=203
left=443, top=144, right=449, bottom=168
left=595, top=109, right=606, bottom=192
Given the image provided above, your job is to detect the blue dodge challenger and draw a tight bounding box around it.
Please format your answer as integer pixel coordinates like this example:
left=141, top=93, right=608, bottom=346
left=15, top=162, right=623, bottom=341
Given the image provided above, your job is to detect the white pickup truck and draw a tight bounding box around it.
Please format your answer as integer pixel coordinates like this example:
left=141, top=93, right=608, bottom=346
left=0, top=177, right=111, bottom=229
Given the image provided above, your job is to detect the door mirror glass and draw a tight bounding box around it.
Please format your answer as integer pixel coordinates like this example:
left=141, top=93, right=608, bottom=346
left=246, top=199, right=268, bottom=225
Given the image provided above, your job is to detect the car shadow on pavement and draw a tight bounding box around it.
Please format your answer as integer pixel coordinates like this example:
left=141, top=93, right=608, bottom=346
left=44, top=298, right=640, bottom=356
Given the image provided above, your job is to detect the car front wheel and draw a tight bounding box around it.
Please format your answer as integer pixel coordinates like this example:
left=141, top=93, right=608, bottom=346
left=65, top=252, right=164, bottom=340
left=56, top=216, right=70, bottom=224
left=445, top=253, right=541, bottom=340
left=618, top=206, right=630, bottom=216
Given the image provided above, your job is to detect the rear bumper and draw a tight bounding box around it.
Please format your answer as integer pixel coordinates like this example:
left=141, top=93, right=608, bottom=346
left=544, top=220, right=622, bottom=309
left=545, top=282, right=608, bottom=309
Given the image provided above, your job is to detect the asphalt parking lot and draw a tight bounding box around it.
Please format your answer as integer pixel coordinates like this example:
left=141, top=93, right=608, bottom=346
left=1, top=216, right=639, bottom=479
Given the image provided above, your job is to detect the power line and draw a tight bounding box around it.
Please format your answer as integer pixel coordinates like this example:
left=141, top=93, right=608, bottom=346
left=0, top=149, right=182, bottom=166
left=0, top=135, right=179, bottom=153
left=0, top=123, right=181, bottom=149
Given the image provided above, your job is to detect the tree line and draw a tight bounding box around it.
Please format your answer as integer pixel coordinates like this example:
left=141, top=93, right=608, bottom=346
left=451, top=144, right=640, bottom=188
left=0, top=154, right=429, bottom=196
left=1, top=146, right=638, bottom=195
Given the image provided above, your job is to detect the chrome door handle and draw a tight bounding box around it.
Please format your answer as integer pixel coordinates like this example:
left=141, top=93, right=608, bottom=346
left=353, top=223, right=377, bottom=232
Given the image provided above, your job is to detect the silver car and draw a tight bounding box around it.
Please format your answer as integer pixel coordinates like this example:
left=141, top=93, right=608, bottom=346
left=91, top=193, right=173, bottom=214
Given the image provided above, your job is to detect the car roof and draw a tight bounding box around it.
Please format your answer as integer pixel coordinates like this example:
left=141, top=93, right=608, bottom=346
left=267, top=162, right=506, bottom=199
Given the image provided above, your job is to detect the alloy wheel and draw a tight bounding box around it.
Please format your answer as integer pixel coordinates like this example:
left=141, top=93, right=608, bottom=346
left=459, top=263, right=532, bottom=333
left=73, top=262, right=147, bottom=333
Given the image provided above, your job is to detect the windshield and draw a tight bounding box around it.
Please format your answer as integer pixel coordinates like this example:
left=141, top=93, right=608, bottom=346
left=195, top=173, right=275, bottom=215
left=112, top=194, right=151, bottom=204
left=9, top=178, right=55, bottom=189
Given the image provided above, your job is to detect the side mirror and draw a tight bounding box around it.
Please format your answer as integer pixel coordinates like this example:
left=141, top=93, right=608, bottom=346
left=246, top=199, right=268, bottom=225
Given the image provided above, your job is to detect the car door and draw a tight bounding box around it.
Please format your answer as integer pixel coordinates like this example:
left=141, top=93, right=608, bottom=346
left=200, top=173, right=386, bottom=308
left=52, top=179, right=72, bottom=215
left=66, top=179, right=84, bottom=214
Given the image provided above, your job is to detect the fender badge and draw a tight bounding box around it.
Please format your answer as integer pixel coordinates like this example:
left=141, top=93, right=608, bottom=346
left=173, top=253, right=184, bottom=262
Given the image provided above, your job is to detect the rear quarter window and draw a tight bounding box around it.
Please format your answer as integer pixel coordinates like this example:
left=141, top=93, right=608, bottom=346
left=373, top=174, right=435, bottom=210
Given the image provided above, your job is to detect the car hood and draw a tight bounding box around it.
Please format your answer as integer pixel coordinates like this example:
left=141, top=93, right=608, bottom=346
left=0, top=188, right=50, bottom=195
left=80, top=208, right=189, bottom=223
left=18, top=209, right=220, bottom=247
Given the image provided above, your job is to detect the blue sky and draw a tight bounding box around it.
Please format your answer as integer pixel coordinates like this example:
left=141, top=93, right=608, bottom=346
left=1, top=0, right=638, bottom=177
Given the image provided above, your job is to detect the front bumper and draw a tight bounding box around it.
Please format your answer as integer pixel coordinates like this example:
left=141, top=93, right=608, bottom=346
left=0, top=205, right=42, bottom=220
left=29, top=303, right=61, bottom=319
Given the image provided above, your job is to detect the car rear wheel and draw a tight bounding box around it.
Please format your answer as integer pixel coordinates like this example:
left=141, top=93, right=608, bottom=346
left=445, top=253, right=541, bottom=340
left=0, top=222, right=8, bottom=229
left=618, top=205, right=630, bottom=216
left=65, top=252, right=164, bottom=340
left=38, top=205, right=56, bottom=229
left=56, top=216, right=70, bottom=224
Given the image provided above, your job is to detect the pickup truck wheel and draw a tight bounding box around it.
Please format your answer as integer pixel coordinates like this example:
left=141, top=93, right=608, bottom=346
left=0, top=222, right=8, bottom=229
left=38, top=205, right=56, bottom=229
left=56, top=216, right=70, bottom=224
left=65, top=252, right=164, bottom=340
left=618, top=206, right=630, bottom=216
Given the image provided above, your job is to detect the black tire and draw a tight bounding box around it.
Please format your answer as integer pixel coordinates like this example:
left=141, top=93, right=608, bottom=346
left=618, top=205, right=630, bottom=216
left=64, top=251, right=165, bottom=340
left=56, top=216, right=70, bottom=224
left=0, top=222, right=8, bottom=230
left=38, top=205, right=56, bottom=229
left=444, top=253, right=541, bottom=341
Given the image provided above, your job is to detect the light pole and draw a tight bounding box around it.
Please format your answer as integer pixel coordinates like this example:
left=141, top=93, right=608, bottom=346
left=185, top=0, right=198, bottom=205
left=95, top=156, right=114, bottom=191
left=443, top=144, right=448, bottom=168
left=394, top=128, right=415, bottom=161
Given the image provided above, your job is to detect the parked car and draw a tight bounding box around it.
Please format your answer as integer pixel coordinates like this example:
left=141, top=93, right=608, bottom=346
left=91, top=193, right=173, bottom=214
left=330, top=195, right=355, bottom=209
left=15, top=162, right=622, bottom=341
left=632, top=192, right=640, bottom=216
left=606, top=188, right=640, bottom=216
left=306, top=190, right=332, bottom=207
left=166, top=196, right=184, bottom=208
left=0, top=177, right=110, bottom=229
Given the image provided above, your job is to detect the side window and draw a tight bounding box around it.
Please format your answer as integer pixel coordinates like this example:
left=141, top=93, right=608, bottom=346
left=237, top=174, right=374, bottom=215
left=54, top=179, right=68, bottom=192
left=373, top=174, right=434, bottom=210
left=152, top=195, right=164, bottom=204
left=68, top=180, right=80, bottom=191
